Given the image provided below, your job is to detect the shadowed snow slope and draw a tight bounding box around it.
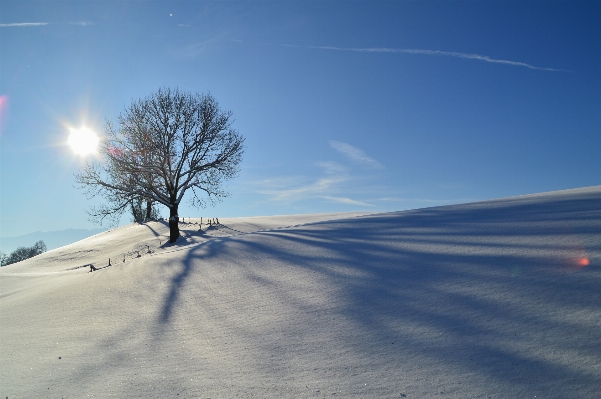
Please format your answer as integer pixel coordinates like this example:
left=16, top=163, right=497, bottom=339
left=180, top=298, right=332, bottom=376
left=1, top=188, right=600, bottom=398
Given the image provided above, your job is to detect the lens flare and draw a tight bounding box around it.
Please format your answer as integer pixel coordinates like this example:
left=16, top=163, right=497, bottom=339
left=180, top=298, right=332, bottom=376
left=0, top=95, right=8, bottom=134
left=577, top=257, right=590, bottom=267
left=68, top=126, right=99, bottom=156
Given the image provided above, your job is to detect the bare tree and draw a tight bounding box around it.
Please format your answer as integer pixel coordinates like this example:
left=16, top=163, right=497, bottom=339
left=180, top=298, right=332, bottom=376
left=76, top=88, right=245, bottom=242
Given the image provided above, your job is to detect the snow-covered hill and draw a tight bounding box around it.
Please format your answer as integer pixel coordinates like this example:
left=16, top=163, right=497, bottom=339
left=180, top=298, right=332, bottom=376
left=1, top=188, right=600, bottom=398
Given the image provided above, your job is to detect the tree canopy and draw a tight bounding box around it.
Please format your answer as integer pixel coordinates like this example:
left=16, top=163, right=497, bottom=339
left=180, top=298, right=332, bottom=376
left=76, top=88, right=245, bottom=242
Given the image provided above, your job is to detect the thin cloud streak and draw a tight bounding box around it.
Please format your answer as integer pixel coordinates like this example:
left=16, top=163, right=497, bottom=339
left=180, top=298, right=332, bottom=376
left=330, top=141, right=383, bottom=169
left=260, top=177, right=346, bottom=201
left=256, top=145, right=380, bottom=207
left=0, top=22, right=48, bottom=27
left=322, top=196, right=373, bottom=207
left=315, top=161, right=346, bottom=175
left=378, top=197, right=457, bottom=203
left=284, top=44, right=568, bottom=72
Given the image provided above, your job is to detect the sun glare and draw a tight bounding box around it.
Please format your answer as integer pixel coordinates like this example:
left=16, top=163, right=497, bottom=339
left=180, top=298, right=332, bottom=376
left=68, top=126, right=99, bottom=156
left=577, top=257, right=590, bottom=267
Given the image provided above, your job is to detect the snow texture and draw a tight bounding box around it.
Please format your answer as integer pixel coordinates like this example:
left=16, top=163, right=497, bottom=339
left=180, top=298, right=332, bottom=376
left=1, top=188, right=600, bottom=398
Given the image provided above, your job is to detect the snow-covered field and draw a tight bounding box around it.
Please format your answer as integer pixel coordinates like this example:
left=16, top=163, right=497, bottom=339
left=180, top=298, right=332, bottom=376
left=1, top=187, right=600, bottom=398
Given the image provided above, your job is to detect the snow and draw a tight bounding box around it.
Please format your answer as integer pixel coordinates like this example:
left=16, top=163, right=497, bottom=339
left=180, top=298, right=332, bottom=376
left=1, top=188, right=600, bottom=398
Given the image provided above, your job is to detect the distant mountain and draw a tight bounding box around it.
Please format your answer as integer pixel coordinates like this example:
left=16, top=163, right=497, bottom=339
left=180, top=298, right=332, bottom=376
left=0, top=228, right=107, bottom=254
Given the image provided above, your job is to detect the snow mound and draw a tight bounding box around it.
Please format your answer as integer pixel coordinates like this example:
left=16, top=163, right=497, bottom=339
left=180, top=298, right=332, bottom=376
left=1, top=187, right=600, bottom=398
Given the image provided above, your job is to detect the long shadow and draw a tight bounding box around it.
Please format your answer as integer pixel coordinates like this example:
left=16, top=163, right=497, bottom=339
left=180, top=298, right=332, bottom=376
left=141, top=220, right=169, bottom=237
left=158, top=238, right=224, bottom=324
left=147, top=187, right=601, bottom=396
left=223, top=221, right=601, bottom=394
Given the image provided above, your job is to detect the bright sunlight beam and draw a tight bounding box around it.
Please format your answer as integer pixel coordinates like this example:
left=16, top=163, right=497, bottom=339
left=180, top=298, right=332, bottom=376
left=68, top=126, right=99, bottom=156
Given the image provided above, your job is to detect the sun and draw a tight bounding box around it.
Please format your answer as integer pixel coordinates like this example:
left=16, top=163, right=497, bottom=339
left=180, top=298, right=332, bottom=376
left=68, top=126, right=99, bottom=156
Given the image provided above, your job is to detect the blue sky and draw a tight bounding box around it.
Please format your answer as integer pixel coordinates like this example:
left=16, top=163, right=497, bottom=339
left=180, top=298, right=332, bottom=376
left=1, top=1, right=600, bottom=237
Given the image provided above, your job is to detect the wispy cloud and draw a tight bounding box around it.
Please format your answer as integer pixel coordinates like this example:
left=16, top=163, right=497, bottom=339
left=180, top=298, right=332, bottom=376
left=258, top=176, right=374, bottom=207
left=330, top=141, right=383, bottom=169
left=178, top=38, right=226, bottom=58
left=259, top=176, right=346, bottom=201
left=0, top=22, right=48, bottom=27
left=255, top=152, right=378, bottom=207
left=254, top=141, right=385, bottom=207
left=322, top=196, right=373, bottom=206
left=315, top=161, right=346, bottom=175
left=284, top=44, right=568, bottom=72
left=377, top=197, right=455, bottom=203
left=1, top=22, right=95, bottom=28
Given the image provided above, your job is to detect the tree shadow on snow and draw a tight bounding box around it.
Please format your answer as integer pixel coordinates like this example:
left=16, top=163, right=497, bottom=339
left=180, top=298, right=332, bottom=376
left=72, top=188, right=601, bottom=397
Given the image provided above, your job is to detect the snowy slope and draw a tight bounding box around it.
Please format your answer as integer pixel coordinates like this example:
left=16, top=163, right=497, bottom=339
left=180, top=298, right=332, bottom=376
left=1, top=188, right=600, bottom=398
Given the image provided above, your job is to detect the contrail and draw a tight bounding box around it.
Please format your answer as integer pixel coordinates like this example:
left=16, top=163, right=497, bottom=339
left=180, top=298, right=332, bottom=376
left=0, top=22, right=48, bottom=27
left=283, top=44, right=568, bottom=72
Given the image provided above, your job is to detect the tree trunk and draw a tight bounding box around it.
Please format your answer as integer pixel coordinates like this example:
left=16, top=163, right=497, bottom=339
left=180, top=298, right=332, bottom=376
left=169, top=204, right=179, bottom=243
left=131, top=200, right=142, bottom=224
left=145, top=199, right=152, bottom=221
